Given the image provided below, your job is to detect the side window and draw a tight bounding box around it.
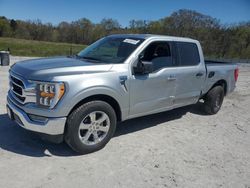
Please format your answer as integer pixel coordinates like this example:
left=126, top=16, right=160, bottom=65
left=141, top=41, right=173, bottom=72
left=176, top=42, right=200, bottom=66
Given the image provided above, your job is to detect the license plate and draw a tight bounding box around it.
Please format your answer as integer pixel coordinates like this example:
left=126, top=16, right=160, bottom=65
left=6, top=105, right=14, bottom=120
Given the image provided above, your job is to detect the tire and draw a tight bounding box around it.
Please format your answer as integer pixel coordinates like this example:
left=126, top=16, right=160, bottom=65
left=203, top=86, right=224, bottom=115
left=65, top=101, right=117, bottom=154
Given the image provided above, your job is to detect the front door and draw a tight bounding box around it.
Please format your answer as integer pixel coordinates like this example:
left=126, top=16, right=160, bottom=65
left=129, top=41, right=176, bottom=118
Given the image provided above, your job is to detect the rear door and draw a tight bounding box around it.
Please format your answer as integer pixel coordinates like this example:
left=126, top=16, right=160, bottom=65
left=172, top=41, right=206, bottom=107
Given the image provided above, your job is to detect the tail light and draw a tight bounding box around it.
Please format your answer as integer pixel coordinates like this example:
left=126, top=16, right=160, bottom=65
left=234, top=68, right=239, bottom=82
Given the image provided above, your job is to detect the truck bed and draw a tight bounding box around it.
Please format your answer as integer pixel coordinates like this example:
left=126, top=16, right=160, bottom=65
left=205, top=60, right=236, bottom=66
left=203, top=60, right=238, bottom=96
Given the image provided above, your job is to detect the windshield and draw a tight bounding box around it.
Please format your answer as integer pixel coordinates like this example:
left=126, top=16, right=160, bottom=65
left=77, top=37, right=144, bottom=64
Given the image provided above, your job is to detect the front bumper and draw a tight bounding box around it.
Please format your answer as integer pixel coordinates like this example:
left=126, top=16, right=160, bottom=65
left=7, top=97, right=66, bottom=135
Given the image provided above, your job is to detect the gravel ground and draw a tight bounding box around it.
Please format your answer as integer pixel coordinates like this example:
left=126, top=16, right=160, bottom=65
left=0, top=56, right=250, bottom=188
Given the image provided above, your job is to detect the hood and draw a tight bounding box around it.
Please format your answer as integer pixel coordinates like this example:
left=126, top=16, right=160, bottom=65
left=11, top=57, right=113, bottom=81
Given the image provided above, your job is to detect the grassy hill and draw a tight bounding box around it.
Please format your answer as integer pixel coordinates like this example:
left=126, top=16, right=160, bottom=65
left=0, top=37, right=87, bottom=57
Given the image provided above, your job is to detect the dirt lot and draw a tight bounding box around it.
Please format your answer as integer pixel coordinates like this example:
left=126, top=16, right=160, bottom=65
left=0, top=57, right=250, bottom=188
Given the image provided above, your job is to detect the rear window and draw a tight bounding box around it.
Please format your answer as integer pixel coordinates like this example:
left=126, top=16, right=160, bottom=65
left=176, top=42, right=200, bottom=66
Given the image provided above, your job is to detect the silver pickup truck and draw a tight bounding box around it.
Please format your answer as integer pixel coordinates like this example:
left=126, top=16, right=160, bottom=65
left=7, top=34, right=239, bottom=154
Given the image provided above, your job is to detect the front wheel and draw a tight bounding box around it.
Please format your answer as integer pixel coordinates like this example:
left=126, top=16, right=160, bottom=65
left=203, top=86, right=224, bottom=115
left=65, top=101, right=117, bottom=154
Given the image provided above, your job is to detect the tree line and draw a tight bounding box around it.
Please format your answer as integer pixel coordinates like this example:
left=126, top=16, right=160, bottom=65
left=0, top=9, right=249, bottom=59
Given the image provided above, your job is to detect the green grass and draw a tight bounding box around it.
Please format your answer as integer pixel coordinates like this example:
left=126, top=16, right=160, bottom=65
left=0, top=37, right=87, bottom=57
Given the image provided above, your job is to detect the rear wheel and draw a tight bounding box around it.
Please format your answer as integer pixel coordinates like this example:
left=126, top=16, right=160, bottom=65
left=65, top=101, right=117, bottom=154
left=203, top=86, right=224, bottom=115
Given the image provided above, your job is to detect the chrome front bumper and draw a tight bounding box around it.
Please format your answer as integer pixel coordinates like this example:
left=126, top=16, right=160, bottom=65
left=7, top=97, right=66, bottom=135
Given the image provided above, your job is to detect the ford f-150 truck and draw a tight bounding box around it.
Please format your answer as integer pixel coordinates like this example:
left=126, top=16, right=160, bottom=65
left=6, top=34, right=239, bottom=154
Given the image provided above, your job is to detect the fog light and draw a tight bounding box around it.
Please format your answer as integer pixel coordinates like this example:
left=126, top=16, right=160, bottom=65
left=28, top=114, right=48, bottom=123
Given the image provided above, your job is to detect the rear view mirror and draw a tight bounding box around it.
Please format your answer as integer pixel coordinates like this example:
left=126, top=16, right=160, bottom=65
left=133, top=56, right=153, bottom=75
left=141, top=61, right=153, bottom=74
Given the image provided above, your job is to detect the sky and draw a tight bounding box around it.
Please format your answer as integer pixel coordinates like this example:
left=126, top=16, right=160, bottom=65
left=0, top=0, right=249, bottom=26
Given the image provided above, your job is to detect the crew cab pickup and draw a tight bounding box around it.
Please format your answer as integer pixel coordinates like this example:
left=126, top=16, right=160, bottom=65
left=6, top=34, right=239, bottom=154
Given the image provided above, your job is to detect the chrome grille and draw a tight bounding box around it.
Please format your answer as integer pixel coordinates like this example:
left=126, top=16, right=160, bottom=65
left=10, top=75, right=26, bottom=103
left=10, top=76, right=24, bottom=88
left=8, top=72, right=38, bottom=104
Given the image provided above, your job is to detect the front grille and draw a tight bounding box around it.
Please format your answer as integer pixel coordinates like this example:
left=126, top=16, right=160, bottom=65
left=10, top=75, right=26, bottom=103
left=11, top=76, right=24, bottom=87
left=12, top=82, right=23, bottom=95
left=15, top=94, right=26, bottom=102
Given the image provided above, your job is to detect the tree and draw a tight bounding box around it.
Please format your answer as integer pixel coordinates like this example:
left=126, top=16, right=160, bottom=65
left=100, top=18, right=120, bottom=34
left=10, top=19, right=17, bottom=32
left=129, top=19, right=149, bottom=33
left=57, top=21, right=71, bottom=42
left=0, top=9, right=249, bottom=59
left=0, top=17, right=11, bottom=37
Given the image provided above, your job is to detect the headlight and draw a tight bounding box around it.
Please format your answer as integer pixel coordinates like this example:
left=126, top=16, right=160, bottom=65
left=36, top=82, right=65, bottom=108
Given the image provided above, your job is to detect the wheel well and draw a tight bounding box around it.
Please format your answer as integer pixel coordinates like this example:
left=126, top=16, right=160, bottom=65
left=68, top=94, right=122, bottom=122
left=211, top=80, right=227, bottom=96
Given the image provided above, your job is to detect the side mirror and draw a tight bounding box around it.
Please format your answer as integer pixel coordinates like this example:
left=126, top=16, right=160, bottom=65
left=133, top=56, right=153, bottom=75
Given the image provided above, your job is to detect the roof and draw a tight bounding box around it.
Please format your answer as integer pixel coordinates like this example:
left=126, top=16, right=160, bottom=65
left=108, top=34, right=197, bottom=43
left=108, top=34, right=154, bottom=39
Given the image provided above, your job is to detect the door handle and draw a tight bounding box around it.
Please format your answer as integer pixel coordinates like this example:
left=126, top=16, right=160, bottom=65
left=196, top=72, right=203, bottom=77
left=167, top=75, right=176, bottom=81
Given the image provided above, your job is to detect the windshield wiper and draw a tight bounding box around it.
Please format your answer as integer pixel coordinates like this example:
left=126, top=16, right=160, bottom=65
left=72, top=54, right=101, bottom=62
left=81, top=56, right=102, bottom=62
left=74, top=55, right=108, bottom=63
